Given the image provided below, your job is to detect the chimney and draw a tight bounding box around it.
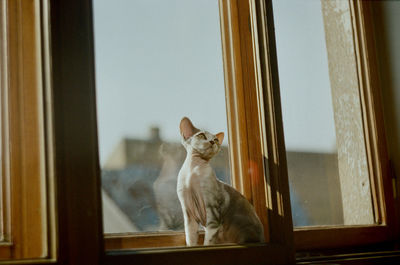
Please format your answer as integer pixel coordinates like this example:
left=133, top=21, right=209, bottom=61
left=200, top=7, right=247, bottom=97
left=149, top=126, right=161, bottom=142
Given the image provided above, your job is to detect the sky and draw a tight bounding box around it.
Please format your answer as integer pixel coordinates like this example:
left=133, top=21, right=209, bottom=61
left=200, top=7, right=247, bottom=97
left=273, top=0, right=337, bottom=153
left=93, top=0, right=337, bottom=165
left=93, top=0, right=227, bottom=164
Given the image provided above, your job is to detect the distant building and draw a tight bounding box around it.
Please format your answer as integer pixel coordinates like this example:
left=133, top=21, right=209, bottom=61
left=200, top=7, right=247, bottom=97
left=102, top=127, right=343, bottom=232
left=103, top=127, right=230, bottom=176
left=102, top=127, right=230, bottom=232
left=102, top=189, right=138, bottom=233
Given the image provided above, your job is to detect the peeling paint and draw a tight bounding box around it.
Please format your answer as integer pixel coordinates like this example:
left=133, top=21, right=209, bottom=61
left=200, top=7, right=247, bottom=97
left=321, top=0, right=374, bottom=225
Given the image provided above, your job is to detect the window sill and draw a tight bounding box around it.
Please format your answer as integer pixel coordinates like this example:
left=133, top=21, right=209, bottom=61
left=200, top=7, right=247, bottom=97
left=297, top=250, right=400, bottom=264
left=104, top=243, right=291, bottom=265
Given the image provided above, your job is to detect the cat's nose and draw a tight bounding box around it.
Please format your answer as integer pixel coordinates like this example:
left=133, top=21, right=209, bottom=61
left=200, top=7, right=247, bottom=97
left=210, top=140, right=215, bottom=145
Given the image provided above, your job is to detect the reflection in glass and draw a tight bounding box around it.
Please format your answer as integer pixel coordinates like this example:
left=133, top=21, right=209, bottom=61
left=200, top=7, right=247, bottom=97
left=273, top=0, right=374, bottom=226
left=93, top=0, right=230, bottom=233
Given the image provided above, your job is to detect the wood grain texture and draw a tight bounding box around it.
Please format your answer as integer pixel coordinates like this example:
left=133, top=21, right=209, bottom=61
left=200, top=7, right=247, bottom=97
left=1, top=0, right=48, bottom=260
left=219, top=0, right=251, bottom=200
left=219, top=0, right=270, bottom=243
left=105, top=232, right=191, bottom=250
left=254, top=0, right=294, bottom=251
left=219, top=0, right=295, bottom=262
left=0, top=0, right=11, bottom=246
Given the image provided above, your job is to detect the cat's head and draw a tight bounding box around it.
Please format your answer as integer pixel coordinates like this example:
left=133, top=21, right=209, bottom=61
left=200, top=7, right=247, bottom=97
left=179, top=117, right=224, bottom=160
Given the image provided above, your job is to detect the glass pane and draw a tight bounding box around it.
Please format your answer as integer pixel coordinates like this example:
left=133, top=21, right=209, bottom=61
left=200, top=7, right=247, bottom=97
left=93, top=0, right=230, bottom=233
left=273, top=0, right=374, bottom=227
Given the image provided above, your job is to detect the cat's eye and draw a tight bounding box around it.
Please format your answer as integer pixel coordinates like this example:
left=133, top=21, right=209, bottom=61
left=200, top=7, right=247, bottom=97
left=197, top=133, right=207, bottom=140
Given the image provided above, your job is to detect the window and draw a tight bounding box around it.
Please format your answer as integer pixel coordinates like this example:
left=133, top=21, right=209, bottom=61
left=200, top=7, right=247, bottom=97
left=94, top=0, right=395, bottom=259
left=96, top=0, right=291, bottom=262
left=273, top=0, right=377, bottom=228
left=50, top=0, right=294, bottom=263
left=273, top=0, right=396, bottom=251
left=94, top=0, right=230, bottom=236
left=273, top=0, right=371, bottom=227
left=0, top=0, right=398, bottom=264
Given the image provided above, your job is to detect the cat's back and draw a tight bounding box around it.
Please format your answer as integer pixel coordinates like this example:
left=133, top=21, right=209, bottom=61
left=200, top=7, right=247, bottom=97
left=218, top=181, right=265, bottom=243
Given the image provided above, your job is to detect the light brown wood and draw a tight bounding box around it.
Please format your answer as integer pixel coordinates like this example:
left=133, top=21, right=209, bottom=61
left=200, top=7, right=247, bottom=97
left=0, top=0, right=56, bottom=262
left=0, top=0, right=11, bottom=246
left=105, top=232, right=191, bottom=250
left=0, top=0, right=50, bottom=260
left=253, top=0, right=294, bottom=250
left=219, top=0, right=270, bottom=243
left=219, top=0, right=250, bottom=199
left=40, top=0, right=57, bottom=260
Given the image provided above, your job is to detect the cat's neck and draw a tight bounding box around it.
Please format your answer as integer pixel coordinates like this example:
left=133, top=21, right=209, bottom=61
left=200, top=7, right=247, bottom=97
left=184, top=149, right=211, bottom=166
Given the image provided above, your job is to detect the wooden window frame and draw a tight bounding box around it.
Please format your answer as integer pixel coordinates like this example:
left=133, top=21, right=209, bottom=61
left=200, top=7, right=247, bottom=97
left=50, top=0, right=398, bottom=263
left=0, top=0, right=398, bottom=264
left=50, top=0, right=295, bottom=263
left=101, top=0, right=294, bottom=263
left=0, top=0, right=56, bottom=261
left=286, top=0, right=398, bottom=251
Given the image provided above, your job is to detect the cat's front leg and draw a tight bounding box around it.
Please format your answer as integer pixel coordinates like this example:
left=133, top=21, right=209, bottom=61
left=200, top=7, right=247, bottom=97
left=204, top=223, right=220, bottom=245
left=204, top=205, right=221, bottom=245
left=183, top=214, right=199, bottom=246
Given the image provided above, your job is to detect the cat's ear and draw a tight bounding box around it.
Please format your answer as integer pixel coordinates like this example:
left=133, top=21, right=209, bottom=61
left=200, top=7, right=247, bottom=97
left=180, top=117, right=199, bottom=140
left=216, top=132, right=224, bottom=144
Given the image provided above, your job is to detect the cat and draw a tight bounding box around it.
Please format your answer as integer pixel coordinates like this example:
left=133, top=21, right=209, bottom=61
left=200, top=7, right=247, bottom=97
left=153, top=144, right=184, bottom=230
left=177, top=117, right=265, bottom=246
